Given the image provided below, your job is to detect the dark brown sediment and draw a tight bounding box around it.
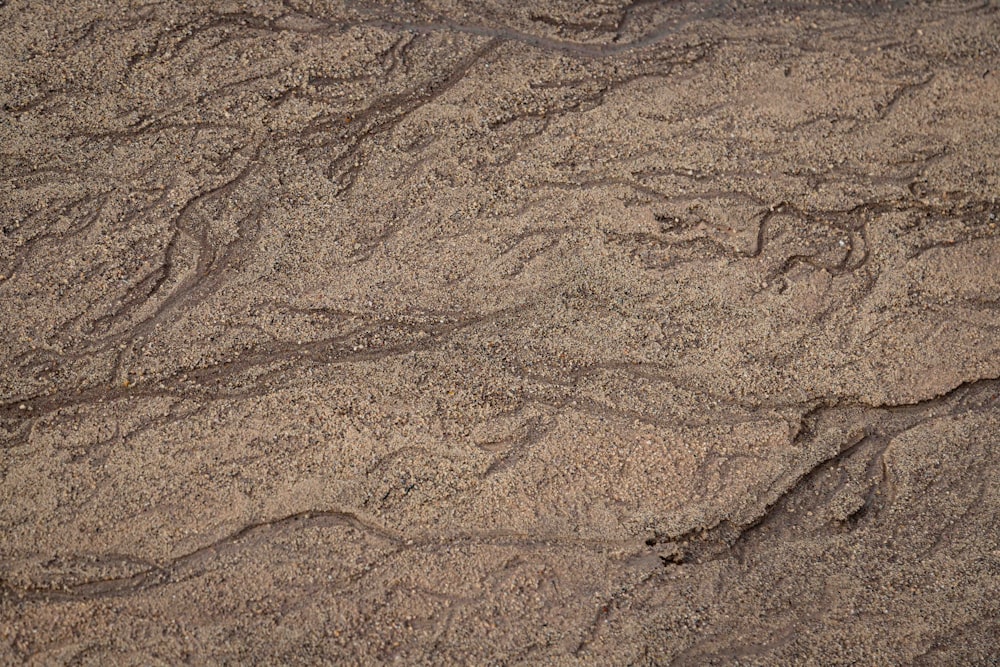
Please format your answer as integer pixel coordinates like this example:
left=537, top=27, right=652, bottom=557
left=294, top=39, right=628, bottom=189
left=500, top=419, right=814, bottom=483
left=2, top=0, right=999, bottom=664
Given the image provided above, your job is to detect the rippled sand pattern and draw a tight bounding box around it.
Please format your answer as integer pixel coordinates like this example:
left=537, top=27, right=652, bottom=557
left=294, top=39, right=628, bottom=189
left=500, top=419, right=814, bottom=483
left=2, top=1, right=999, bottom=664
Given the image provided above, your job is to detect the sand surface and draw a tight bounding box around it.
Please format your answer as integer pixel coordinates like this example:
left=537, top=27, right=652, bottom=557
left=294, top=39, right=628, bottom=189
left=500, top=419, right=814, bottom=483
left=2, top=1, right=999, bottom=664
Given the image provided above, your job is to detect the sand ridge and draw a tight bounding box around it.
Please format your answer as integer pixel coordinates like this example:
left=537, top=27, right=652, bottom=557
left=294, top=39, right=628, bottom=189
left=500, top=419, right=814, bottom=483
left=1, top=0, right=999, bottom=664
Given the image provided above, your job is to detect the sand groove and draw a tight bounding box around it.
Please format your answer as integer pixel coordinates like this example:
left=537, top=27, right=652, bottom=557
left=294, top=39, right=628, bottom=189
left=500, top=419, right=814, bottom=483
left=2, top=1, right=999, bottom=664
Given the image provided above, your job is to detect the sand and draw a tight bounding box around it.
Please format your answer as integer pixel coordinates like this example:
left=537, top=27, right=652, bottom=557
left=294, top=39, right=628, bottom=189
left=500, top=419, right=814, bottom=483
left=2, top=0, right=999, bottom=664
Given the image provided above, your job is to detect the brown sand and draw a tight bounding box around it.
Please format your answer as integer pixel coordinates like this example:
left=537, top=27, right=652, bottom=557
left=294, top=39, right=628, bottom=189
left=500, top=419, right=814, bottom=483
left=2, top=0, right=999, bottom=664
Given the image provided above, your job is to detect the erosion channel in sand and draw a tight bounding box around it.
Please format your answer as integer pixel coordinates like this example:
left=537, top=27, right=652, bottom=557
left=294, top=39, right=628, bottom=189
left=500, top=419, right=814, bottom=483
left=2, top=1, right=999, bottom=664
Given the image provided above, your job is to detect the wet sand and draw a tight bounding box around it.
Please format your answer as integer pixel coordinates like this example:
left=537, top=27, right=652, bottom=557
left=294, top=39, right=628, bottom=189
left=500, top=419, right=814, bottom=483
left=2, top=1, right=999, bottom=664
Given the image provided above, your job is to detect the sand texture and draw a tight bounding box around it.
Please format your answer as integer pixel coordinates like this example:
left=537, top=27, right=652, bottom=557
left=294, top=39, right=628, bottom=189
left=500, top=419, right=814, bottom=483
left=2, top=0, right=999, bottom=664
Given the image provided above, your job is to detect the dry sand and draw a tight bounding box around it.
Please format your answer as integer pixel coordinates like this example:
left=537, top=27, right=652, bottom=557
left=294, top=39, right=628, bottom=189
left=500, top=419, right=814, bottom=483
left=2, top=0, right=999, bottom=664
